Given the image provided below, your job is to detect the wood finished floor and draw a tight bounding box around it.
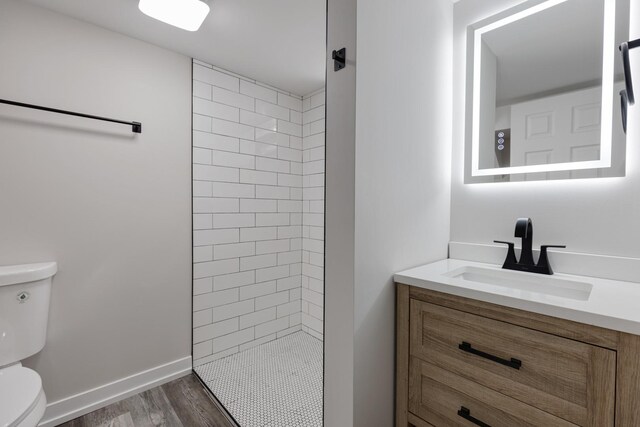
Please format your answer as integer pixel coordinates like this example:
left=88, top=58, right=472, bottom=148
left=57, top=373, right=236, bottom=427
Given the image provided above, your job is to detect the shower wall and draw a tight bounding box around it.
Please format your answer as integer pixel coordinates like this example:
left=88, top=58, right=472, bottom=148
left=192, top=60, right=305, bottom=365
left=301, top=89, right=325, bottom=340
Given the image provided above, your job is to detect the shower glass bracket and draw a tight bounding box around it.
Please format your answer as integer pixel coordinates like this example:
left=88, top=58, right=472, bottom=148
left=332, top=48, right=346, bottom=71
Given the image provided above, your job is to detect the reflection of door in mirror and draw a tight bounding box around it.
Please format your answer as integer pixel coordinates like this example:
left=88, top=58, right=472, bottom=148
left=510, top=86, right=601, bottom=181
left=485, top=0, right=605, bottom=171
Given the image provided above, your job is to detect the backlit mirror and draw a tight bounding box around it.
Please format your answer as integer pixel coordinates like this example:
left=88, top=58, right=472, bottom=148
left=466, top=0, right=630, bottom=182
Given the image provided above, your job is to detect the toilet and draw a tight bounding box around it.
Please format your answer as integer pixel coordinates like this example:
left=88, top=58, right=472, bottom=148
left=0, top=262, right=57, bottom=427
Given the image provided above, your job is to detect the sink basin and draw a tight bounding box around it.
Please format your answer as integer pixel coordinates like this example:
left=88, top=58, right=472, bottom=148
left=444, top=266, right=593, bottom=301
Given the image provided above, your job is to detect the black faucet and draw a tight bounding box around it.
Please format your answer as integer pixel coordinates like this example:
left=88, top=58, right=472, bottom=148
left=494, top=218, right=566, bottom=275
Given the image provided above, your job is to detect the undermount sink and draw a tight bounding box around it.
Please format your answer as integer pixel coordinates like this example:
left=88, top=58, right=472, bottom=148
left=444, top=266, right=593, bottom=301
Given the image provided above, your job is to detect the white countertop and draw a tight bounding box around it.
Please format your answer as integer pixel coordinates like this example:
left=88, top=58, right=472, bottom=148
left=395, top=258, right=640, bottom=335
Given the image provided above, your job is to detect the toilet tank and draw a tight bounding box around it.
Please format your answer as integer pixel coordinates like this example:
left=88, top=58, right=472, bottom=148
left=0, top=262, right=57, bottom=367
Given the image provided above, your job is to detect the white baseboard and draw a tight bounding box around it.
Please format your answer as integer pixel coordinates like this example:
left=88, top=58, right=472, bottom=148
left=38, top=356, right=192, bottom=427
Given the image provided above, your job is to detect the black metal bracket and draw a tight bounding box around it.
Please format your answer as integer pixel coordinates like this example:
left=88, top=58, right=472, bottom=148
left=332, top=48, right=346, bottom=72
left=0, top=98, right=142, bottom=133
left=619, top=38, right=639, bottom=134
left=458, top=407, right=492, bottom=427
left=459, top=341, right=522, bottom=370
left=620, top=40, right=639, bottom=106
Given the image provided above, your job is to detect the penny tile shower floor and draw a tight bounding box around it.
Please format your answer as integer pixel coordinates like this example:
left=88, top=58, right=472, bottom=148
left=195, top=331, right=323, bottom=427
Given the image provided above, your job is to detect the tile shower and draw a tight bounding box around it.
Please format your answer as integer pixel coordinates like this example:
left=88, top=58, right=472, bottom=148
left=191, top=59, right=324, bottom=426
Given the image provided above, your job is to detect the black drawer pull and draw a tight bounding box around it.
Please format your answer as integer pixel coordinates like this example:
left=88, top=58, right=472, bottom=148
left=458, top=407, right=492, bottom=427
left=458, top=341, right=522, bottom=370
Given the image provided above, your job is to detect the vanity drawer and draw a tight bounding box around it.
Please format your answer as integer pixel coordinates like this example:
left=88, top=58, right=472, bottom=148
left=409, top=357, right=578, bottom=427
left=409, top=299, right=615, bottom=426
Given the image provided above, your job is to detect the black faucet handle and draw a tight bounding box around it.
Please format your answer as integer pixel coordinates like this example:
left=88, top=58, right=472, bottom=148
left=540, top=244, right=566, bottom=251
left=494, top=240, right=518, bottom=269
left=537, top=245, right=566, bottom=275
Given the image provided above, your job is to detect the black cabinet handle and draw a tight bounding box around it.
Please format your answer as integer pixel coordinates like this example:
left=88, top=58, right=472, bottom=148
left=459, top=342, right=522, bottom=370
left=458, top=407, right=492, bottom=427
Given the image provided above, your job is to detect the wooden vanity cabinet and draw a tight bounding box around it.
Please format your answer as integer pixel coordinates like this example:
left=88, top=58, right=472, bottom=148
left=395, top=284, right=640, bottom=427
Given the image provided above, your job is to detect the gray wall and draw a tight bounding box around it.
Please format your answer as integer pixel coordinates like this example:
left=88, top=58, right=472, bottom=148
left=354, top=0, right=453, bottom=425
left=0, top=0, right=192, bottom=403
left=325, top=0, right=453, bottom=425
left=451, top=0, right=640, bottom=257
left=325, top=0, right=357, bottom=423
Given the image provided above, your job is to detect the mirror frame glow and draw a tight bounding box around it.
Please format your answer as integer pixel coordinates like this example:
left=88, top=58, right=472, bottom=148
left=470, top=0, right=617, bottom=177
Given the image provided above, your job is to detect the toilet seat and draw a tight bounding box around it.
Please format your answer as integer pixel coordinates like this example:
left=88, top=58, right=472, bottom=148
left=0, top=365, right=47, bottom=427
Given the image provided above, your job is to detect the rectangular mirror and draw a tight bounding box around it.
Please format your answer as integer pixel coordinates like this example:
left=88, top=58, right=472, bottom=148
left=465, top=0, right=630, bottom=182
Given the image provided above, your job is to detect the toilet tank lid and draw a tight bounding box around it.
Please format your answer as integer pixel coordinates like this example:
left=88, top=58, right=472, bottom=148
left=0, top=262, right=57, bottom=287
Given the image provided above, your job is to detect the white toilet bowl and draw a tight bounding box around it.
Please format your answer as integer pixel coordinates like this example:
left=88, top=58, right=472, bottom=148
left=0, top=364, right=47, bottom=427
left=0, top=262, right=57, bottom=427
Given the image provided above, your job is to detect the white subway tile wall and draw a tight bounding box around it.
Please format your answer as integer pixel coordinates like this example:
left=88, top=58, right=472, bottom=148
left=302, top=89, right=325, bottom=341
left=192, top=59, right=325, bottom=366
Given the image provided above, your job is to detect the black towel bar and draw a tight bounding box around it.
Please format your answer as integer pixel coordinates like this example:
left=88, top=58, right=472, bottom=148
left=0, top=98, right=142, bottom=133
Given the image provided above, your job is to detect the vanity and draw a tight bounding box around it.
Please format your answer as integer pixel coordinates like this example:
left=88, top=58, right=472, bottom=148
left=394, top=259, right=640, bottom=427
left=394, top=0, right=639, bottom=422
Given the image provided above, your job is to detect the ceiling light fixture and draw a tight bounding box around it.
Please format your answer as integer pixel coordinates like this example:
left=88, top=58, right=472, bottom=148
left=138, top=0, right=210, bottom=32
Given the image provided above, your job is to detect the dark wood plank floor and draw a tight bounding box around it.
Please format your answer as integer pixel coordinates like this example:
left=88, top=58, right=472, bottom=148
left=58, top=373, right=237, bottom=427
